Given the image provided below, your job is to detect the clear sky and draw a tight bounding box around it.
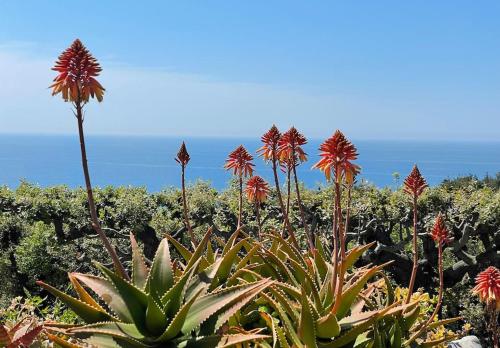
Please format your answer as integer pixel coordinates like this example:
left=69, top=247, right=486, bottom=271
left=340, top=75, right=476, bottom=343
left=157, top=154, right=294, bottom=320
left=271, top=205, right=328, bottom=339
left=1, top=1, right=499, bottom=140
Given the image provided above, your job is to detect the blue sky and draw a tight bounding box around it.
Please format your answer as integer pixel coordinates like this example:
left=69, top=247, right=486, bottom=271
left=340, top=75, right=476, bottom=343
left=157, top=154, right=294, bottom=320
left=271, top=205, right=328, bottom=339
left=1, top=1, right=500, bottom=140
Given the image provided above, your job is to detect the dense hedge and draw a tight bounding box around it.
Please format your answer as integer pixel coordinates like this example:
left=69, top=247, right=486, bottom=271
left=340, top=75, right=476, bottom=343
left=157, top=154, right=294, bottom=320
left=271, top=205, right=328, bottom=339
left=0, top=175, right=499, bottom=336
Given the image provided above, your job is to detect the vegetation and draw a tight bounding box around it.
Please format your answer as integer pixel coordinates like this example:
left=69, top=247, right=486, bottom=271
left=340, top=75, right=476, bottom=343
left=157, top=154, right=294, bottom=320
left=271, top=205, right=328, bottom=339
left=0, top=38, right=499, bottom=347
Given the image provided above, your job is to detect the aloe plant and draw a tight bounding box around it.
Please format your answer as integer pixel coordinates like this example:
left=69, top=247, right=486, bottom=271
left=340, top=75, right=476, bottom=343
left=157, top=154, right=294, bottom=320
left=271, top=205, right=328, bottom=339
left=38, top=229, right=272, bottom=347
left=0, top=317, right=44, bottom=348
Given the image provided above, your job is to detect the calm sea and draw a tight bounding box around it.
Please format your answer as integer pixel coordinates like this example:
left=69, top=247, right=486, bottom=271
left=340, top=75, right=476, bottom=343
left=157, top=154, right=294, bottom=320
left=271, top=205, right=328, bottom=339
left=0, top=134, right=499, bottom=191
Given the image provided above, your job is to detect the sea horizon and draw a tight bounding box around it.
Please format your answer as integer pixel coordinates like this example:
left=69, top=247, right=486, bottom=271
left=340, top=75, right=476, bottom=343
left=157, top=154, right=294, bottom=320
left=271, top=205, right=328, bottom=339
left=1, top=133, right=499, bottom=191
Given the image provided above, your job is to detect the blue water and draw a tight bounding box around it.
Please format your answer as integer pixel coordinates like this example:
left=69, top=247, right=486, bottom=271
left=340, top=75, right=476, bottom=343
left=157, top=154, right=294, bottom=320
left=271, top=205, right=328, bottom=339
left=0, top=134, right=499, bottom=191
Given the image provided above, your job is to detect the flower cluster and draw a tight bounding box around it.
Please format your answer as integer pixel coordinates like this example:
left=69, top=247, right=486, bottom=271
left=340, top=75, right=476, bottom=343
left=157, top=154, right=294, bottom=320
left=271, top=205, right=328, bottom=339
left=224, top=145, right=254, bottom=177
left=313, top=130, right=359, bottom=183
left=257, top=125, right=281, bottom=162
left=403, top=165, right=428, bottom=198
left=51, top=39, right=105, bottom=103
left=430, top=213, right=450, bottom=246
left=245, top=176, right=270, bottom=203
left=277, top=127, right=307, bottom=165
left=472, top=266, right=500, bottom=310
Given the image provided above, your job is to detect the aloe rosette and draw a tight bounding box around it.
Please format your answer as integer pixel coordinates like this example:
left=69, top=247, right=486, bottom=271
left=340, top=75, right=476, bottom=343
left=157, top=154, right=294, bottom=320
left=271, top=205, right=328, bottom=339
left=38, top=229, right=272, bottom=347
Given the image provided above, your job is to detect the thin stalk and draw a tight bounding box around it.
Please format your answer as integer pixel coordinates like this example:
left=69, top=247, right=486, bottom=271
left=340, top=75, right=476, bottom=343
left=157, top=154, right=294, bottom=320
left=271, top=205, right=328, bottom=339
left=75, top=100, right=128, bottom=280
left=405, top=242, right=444, bottom=345
left=282, top=169, right=292, bottom=235
left=292, top=164, right=314, bottom=252
left=406, top=195, right=419, bottom=304
left=330, top=184, right=339, bottom=300
left=181, top=164, right=197, bottom=247
left=332, top=184, right=352, bottom=313
left=332, top=181, right=347, bottom=313
left=272, top=154, right=297, bottom=247
left=255, top=202, right=262, bottom=240
left=238, top=175, right=243, bottom=229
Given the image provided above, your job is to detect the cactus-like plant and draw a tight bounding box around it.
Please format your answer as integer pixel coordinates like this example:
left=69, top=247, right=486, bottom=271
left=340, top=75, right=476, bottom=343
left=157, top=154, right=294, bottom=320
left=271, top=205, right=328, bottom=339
left=38, top=230, right=272, bottom=347
left=0, top=317, right=44, bottom=348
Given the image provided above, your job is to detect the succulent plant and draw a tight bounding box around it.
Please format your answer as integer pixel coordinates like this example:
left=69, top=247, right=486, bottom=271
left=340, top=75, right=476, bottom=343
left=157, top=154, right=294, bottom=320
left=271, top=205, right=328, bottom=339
left=38, top=229, right=272, bottom=347
left=0, top=317, right=44, bottom=348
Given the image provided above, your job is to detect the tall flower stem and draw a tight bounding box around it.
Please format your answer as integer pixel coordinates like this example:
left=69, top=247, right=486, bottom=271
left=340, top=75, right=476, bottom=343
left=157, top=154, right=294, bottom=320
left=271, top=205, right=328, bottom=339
left=406, top=195, right=419, bottom=304
left=181, top=164, right=197, bottom=247
left=272, top=155, right=297, bottom=246
left=282, top=170, right=292, bottom=235
left=406, top=242, right=444, bottom=344
left=292, top=164, right=314, bottom=252
left=255, top=202, right=262, bottom=240
left=332, top=181, right=347, bottom=313
left=238, top=175, right=243, bottom=229
left=75, top=101, right=128, bottom=280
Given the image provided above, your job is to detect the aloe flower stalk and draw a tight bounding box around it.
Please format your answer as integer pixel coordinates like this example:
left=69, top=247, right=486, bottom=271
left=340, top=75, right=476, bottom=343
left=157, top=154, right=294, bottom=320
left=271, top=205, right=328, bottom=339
left=175, top=142, right=197, bottom=247
left=50, top=39, right=127, bottom=280
left=472, top=266, right=500, bottom=347
left=257, top=126, right=298, bottom=246
left=406, top=213, right=450, bottom=345
left=313, top=130, right=359, bottom=313
left=225, top=145, right=254, bottom=229
left=403, top=165, right=428, bottom=303
left=278, top=127, right=312, bottom=250
left=245, top=175, right=270, bottom=240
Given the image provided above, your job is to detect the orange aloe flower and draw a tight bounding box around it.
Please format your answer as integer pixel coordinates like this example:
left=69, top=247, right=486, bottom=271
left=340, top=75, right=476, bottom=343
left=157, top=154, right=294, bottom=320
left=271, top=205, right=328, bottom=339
left=430, top=213, right=450, bottom=246
left=277, top=127, right=307, bottom=165
left=224, top=145, right=254, bottom=177
left=245, top=176, right=270, bottom=203
left=472, top=266, right=500, bottom=311
left=312, top=130, right=360, bottom=183
left=403, top=165, right=428, bottom=198
left=257, top=125, right=281, bottom=162
left=50, top=39, right=105, bottom=103
left=175, top=142, right=190, bottom=167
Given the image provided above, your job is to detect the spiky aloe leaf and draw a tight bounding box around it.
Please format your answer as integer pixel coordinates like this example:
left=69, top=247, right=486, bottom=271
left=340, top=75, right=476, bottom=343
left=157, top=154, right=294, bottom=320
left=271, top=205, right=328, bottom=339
left=185, top=228, right=213, bottom=271
left=335, top=263, right=389, bottom=318
left=37, top=281, right=113, bottom=323
left=145, top=238, right=173, bottom=300
left=317, top=314, right=377, bottom=348
left=72, top=273, right=131, bottom=323
left=46, top=333, right=82, bottom=348
left=344, top=242, right=376, bottom=271
left=389, top=320, right=402, bottom=348
left=259, top=312, right=277, bottom=348
left=69, top=322, right=147, bottom=346
left=68, top=273, right=104, bottom=311
left=221, top=229, right=241, bottom=256
left=166, top=234, right=192, bottom=262
left=162, top=259, right=201, bottom=316
left=177, top=333, right=270, bottom=348
left=130, top=233, right=149, bottom=290
left=182, top=279, right=273, bottom=335
left=145, top=295, right=168, bottom=335
left=95, top=263, right=148, bottom=333
left=298, top=286, right=317, bottom=348
left=275, top=326, right=291, bottom=348
left=184, top=258, right=223, bottom=302
left=156, top=289, right=203, bottom=342
left=211, top=238, right=250, bottom=289
left=264, top=233, right=306, bottom=268
left=316, top=311, right=340, bottom=339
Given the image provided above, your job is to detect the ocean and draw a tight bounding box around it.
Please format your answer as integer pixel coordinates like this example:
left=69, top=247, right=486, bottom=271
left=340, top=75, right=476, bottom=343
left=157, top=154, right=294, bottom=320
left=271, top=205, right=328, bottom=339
left=0, top=134, right=499, bottom=191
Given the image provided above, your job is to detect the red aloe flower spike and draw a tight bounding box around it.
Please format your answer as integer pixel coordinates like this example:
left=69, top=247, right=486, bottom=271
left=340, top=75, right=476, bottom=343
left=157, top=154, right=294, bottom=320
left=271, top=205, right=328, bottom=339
left=224, top=145, right=254, bottom=178
left=245, top=176, right=270, bottom=204
left=312, top=130, right=360, bottom=184
left=50, top=39, right=105, bottom=103
left=430, top=213, right=451, bottom=246
left=472, top=266, right=500, bottom=311
left=277, top=127, right=308, bottom=164
left=403, top=165, right=428, bottom=198
left=50, top=40, right=127, bottom=280
left=245, top=175, right=270, bottom=240
left=175, top=142, right=190, bottom=167
left=257, top=125, right=281, bottom=162
left=225, top=145, right=254, bottom=229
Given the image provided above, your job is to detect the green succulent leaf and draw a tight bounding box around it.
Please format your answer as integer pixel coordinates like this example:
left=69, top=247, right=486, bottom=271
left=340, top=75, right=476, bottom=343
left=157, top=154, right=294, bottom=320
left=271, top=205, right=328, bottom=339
left=146, top=238, right=173, bottom=300
left=130, top=233, right=150, bottom=290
